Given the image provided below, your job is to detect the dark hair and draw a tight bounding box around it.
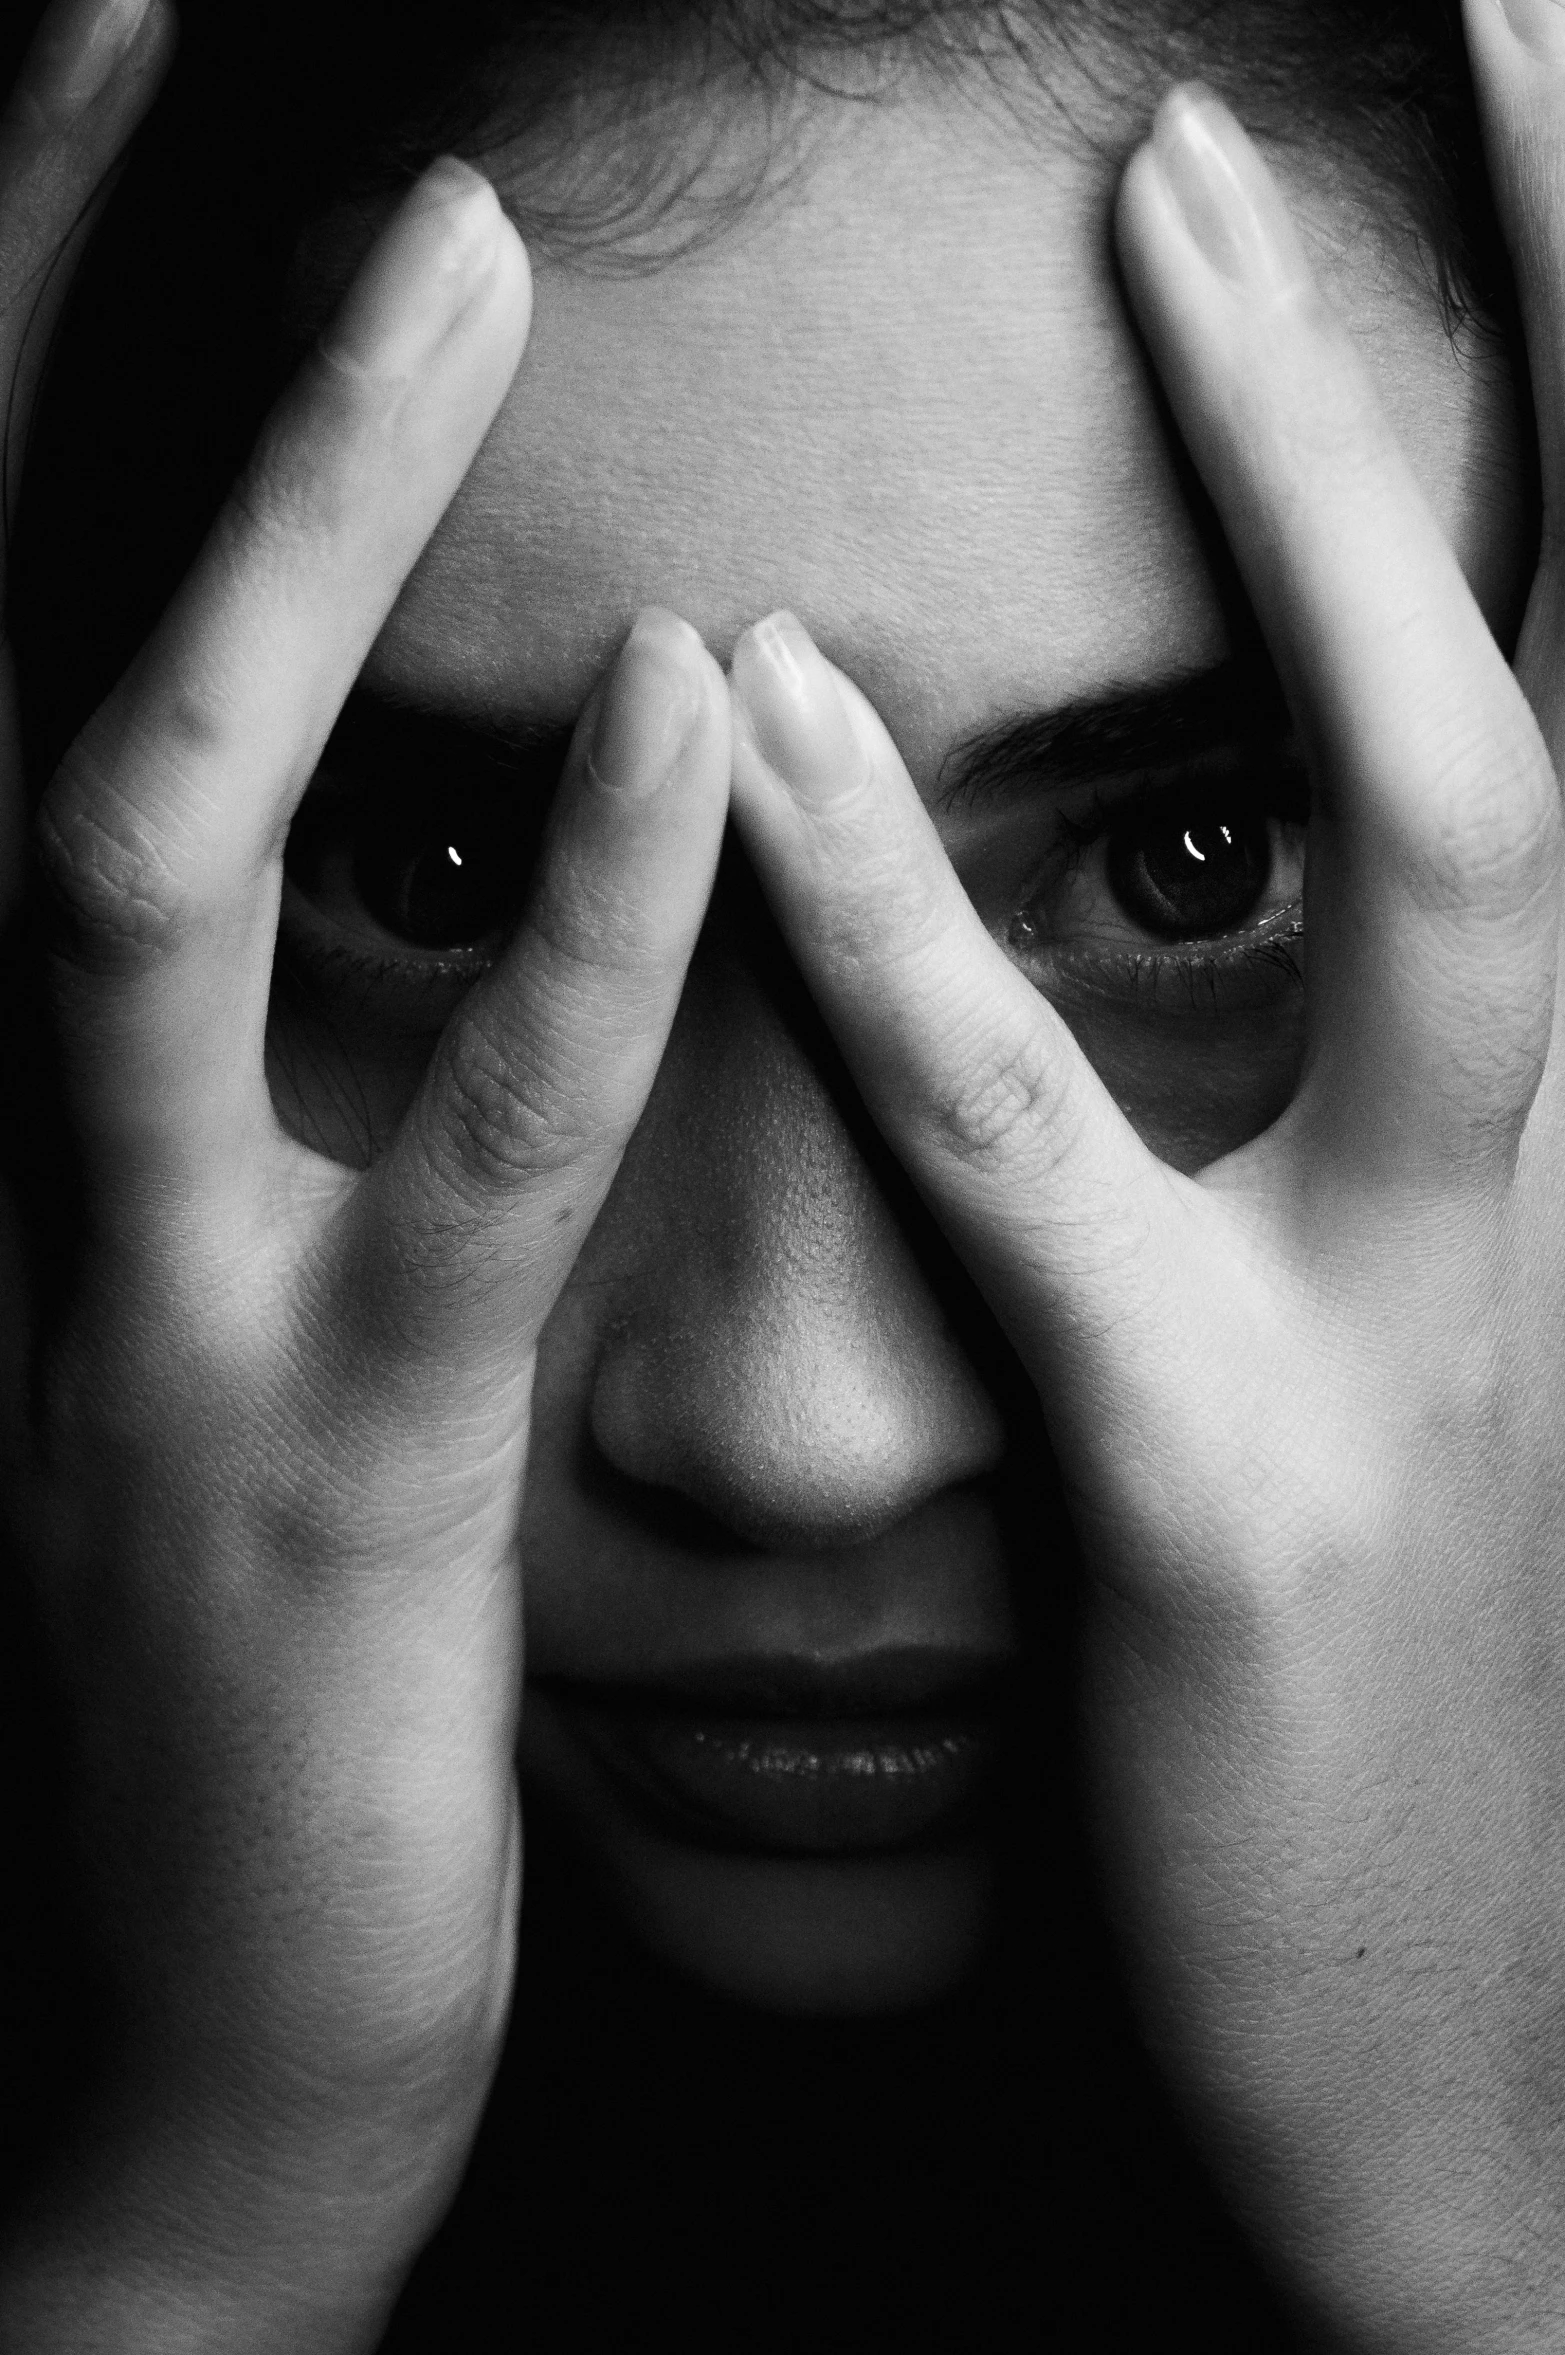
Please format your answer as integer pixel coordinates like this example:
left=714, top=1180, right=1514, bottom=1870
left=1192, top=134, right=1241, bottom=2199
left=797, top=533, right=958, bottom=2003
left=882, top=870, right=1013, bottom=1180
left=9, top=0, right=1515, bottom=780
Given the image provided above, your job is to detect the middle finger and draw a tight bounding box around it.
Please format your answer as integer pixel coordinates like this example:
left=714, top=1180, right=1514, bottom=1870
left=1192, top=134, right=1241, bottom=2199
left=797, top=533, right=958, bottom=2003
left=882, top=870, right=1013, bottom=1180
left=1116, top=86, right=1560, bottom=1192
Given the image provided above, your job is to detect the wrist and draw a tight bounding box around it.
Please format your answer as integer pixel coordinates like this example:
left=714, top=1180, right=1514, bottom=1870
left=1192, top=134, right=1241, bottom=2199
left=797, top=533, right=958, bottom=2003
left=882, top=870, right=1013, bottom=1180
left=0, top=2206, right=402, bottom=2355
left=0, top=2239, right=399, bottom=2355
left=0, top=2099, right=448, bottom=2355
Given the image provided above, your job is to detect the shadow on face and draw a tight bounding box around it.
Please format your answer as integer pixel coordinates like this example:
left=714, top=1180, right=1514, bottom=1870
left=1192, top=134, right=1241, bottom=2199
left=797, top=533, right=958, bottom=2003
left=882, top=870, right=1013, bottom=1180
left=270, top=53, right=1528, bottom=2011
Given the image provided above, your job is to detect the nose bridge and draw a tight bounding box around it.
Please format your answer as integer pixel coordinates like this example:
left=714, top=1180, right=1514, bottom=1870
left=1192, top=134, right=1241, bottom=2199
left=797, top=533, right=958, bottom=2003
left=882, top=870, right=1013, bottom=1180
left=586, top=967, right=1007, bottom=1551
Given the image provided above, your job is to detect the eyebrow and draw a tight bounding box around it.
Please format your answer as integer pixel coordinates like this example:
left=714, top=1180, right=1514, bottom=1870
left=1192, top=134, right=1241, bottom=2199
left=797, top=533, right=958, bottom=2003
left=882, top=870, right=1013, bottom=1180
left=333, top=655, right=1294, bottom=811
left=318, top=686, right=575, bottom=789
left=936, top=659, right=1294, bottom=812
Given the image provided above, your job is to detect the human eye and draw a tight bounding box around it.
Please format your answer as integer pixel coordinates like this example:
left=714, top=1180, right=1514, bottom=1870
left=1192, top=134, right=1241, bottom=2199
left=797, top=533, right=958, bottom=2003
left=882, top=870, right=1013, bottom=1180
left=951, top=745, right=1310, bottom=1169
left=277, top=695, right=572, bottom=1036
left=1007, top=754, right=1309, bottom=1018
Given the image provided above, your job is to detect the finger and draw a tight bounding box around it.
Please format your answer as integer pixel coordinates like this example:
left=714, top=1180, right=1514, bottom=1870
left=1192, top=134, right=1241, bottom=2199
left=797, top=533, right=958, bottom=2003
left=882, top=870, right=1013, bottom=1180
left=35, top=158, right=531, bottom=1197
left=348, top=608, right=730, bottom=1378
left=0, top=0, right=175, bottom=922
left=725, top=610, right=1228, bottom=1473
left=1464, top=0, right=1565, bottom=763
left=1116, top=86, right=1560, bottom=1188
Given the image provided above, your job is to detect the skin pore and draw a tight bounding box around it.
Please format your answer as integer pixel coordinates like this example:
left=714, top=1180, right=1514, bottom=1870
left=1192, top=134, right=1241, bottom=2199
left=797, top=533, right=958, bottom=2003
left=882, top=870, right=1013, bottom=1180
left=21, top=0, right=1565, bottom=2334
left=269, top=58, right=1528, bottom=2015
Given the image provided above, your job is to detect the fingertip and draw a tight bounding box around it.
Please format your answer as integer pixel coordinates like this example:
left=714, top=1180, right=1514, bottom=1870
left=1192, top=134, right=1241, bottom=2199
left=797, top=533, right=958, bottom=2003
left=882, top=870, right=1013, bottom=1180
left=661, top=612, right=734, bottom=781
left=729, top=611, right=859, bottom=805
left=1129, top=82, right=1309, bottom=309
left=319, top=163, right=499, bottom=382
left=429, top=162, right=536, bottom=364
left=585, top=607, right=728, bottom=801
left=688, top=632, right=734, bottom=766
left=730, top=608, right=811, bottom=707
left=488, top=201, right=536, bottom=354
left=617, top=613, right=727, bottom=782
left=1481, top=0, right=1565, bottom=64
left=822, top=659, right=909, bottom=783
left=626, top=604, right=707, bottom=684
left=627, top=606, right=726, bottom=746
left=1114, top=125, right=1171, bottom=239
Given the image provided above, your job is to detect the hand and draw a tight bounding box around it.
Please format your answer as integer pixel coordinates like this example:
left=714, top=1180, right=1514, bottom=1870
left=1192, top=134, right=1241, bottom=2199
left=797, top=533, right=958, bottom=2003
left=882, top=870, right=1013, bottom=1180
left=725, top=16, right=1565, bottom=2349
left=0, top=7, right=730, bottom=2346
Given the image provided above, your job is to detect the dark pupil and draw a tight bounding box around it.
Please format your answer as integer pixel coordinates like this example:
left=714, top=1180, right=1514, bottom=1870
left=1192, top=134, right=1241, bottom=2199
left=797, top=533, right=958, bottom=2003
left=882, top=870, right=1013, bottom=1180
left=1108, top=809, right=1271, bottom=940
left=354, top=817, right=522, bottom=950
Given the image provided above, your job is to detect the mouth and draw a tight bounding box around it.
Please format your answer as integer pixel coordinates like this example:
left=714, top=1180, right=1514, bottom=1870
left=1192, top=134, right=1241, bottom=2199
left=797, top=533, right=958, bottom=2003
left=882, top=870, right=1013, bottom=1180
left=533, top=1647, right=1012, bottom=1859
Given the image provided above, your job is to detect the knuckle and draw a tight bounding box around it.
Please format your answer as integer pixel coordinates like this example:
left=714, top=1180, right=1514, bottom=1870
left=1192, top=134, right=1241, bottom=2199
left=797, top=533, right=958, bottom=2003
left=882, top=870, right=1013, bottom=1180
left=216, top=368, right=376, bottom=572
left=1407, top=715, right=1561, bottom=918
left=217, top=444, right=332, bottom=580
left=35, top=736, right=192, bottom=966
left=529, top=853, right=663, bottom=990
left=931, top=1016, right=1064, bottom=1173
left=437, top=1010, right=594, bottom=1191
left=801, top=830, right=952, bottom=986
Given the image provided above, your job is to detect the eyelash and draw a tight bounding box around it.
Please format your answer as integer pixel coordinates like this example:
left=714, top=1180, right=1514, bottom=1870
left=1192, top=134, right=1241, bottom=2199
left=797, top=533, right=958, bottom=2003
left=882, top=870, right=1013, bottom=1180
left=1062, top=920, right=1307, bottom=1008
left=277, top=749, right=1312, bottom=1038
left=277, top=758, right=559, bottom=1030
left=1003, top=766, right=1309, bottom=1009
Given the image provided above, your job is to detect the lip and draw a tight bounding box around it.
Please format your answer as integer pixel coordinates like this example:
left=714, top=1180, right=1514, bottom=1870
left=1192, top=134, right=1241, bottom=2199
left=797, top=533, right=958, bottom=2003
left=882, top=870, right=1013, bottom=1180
left=535, top=1647, right=1013, bottom=1858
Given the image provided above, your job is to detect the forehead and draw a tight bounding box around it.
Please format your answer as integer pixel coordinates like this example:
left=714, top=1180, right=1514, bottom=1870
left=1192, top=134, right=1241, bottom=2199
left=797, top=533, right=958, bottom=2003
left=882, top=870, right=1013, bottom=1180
left=368, top=80, right=1518, bottom=787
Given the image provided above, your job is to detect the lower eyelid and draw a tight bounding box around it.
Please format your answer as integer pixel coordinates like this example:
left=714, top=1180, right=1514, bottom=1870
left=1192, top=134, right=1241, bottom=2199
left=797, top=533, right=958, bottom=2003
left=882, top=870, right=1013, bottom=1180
left=1040, top=903, right=1304, bottom=963
left=1012, top=901, right=1306, bottom=1019
left=275, top=880, right=498, bottom=1036
left=279, top=873, right=498, bottom=967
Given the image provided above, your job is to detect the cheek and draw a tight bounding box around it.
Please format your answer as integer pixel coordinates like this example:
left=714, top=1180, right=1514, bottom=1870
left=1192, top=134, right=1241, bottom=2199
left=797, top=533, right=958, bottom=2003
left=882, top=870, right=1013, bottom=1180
left=262, top=958, right=1309, bottom=1188
left=1060, top=993, right=1307, bottom=1174
left=265, top=995, right=437, bottom=1166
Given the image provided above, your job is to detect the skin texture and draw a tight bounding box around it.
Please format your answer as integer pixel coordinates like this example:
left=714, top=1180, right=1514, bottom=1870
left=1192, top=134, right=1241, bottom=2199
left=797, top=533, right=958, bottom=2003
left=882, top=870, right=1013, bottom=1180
left=5, top=2, right=1565, bottom=2350
left=279, top=60, right=1528, bottom=2011
left=370, top=78, right=1523, bottom=742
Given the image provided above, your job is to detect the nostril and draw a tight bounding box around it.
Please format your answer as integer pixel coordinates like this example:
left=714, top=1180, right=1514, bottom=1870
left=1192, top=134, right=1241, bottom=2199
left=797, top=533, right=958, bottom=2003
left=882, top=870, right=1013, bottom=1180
left=579, top=977, right=1012, bottom=1558
left=586, top=1324, right=1006, bottom=1556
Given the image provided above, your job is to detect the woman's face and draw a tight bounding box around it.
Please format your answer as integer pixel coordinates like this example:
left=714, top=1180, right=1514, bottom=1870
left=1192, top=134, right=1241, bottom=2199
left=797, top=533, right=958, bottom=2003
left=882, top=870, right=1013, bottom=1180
left=273, top=65, right=1527, bottom=2012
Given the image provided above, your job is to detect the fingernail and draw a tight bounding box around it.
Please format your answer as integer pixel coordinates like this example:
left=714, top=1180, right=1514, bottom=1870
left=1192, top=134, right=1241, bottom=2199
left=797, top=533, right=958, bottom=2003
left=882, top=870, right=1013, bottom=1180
left=318, top=157, right=501, bottom=381
left=589, top=609, right=704, bottom=797
left=1152, top=84, right=1309, bottom=299
left=13, top=0, right=150, bottom=130
left=1496, top=0, right=1565, bottom=56
left=732, top=611, right=852, bottom=800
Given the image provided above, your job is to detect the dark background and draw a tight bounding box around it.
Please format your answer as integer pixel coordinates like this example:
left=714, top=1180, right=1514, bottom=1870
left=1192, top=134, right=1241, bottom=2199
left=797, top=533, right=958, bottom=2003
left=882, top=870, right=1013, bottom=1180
left=0, top=2, right=1315, bottom=2342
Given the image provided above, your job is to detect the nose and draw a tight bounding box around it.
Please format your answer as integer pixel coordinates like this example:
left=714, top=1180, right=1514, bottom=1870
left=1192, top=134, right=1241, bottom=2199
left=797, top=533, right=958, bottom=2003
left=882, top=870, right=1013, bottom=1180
left=584, top=955, right=1008, bottom=1553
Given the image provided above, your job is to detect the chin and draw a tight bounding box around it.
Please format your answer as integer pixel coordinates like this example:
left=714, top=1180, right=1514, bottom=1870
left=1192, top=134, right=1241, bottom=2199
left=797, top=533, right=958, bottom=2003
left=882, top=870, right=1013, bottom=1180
left=521, top=1684, right=1001, bottom=2014
left=581, top=1827, right=996, bottom=2014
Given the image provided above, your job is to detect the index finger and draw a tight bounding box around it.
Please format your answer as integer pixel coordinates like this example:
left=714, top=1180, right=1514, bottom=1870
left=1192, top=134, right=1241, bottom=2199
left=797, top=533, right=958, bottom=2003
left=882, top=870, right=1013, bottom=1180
left=1115, top=87, right=1559, bottom=1192
left=725, top=612, right=1216, bottom=1474
left=36, top=159, right=531, bottom=1197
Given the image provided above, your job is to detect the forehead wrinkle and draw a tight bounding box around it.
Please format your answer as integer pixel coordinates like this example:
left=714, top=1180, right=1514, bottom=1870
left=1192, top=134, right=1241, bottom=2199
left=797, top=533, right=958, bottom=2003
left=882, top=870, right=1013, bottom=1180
left=369, top=74, right=1517, bottom=789
left=372, top=83, right=1214, bottom=760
